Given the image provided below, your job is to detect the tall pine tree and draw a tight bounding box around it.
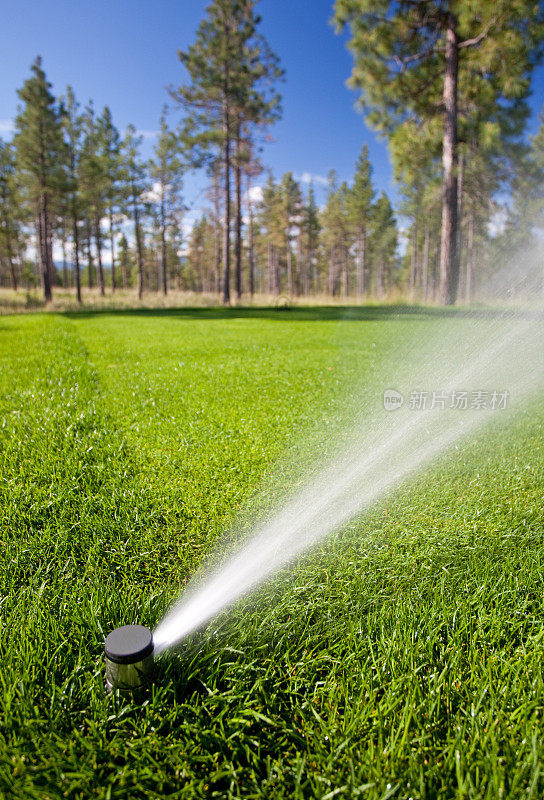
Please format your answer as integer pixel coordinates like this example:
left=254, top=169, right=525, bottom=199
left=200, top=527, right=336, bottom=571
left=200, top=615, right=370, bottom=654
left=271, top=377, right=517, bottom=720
left=173, top=0, right=282, bottom=303
left=149, top=107, right=185, bottom=296
left=14, top=57, right=66, bottom=301
left=334, top=0, right=544, bottom=304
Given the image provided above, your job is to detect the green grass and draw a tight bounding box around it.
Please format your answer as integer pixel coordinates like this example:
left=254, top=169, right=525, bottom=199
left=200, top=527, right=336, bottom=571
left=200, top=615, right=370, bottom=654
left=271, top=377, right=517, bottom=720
left=0, top=307, right=543, bottom=799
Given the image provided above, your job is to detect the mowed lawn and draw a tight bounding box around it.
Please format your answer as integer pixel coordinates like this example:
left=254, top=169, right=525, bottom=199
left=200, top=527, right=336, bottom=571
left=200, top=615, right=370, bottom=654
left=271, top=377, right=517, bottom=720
left=1, top=307, right=543, bottom=800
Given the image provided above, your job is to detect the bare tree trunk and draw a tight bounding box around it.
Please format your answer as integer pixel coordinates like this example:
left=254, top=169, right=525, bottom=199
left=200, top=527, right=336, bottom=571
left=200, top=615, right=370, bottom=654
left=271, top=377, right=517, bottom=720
left=304, top=248, right=311, bottom=296
left=267, top=240, right=272, bottom=295
left=464, top=202, right=474, bottom=304
left=274, top=246, right=280, bottom=295
left=94, top=216, right=105, bottom=296
left=222, top=140, right=231, bottom=304
left=328, top=247, right=335, bottom=297
left=47, top=214, right=55, bottom=292
left=109, top=207, right=116, bottom=292
left=342, top=243, right=348, bottom=299
left=132, top=190, right=144, bottom=300
left=422, top=224, right=430, bottom=302
left=247, top=174, right=255, bottom=297
left=287, top=245, right=293, bottom=296
left=73, top=215, right=82, bottom=304
left=222, top=47, right=231, bottom=305
left=234, top=128, right=242, bottom=300
left=213, top=170, right=222, bottom=295
left=5, top=228, right=17, bottom=291
left=40, top=196, right=52, bottom=302
left=409, top=219, right=417, bottom=301
left=357, top=229, right=366, bottom=297
left=121, top=252, right=127, bottom=290
left=296, top=232, right=303, bottom=297
left=86, top=219, right=94, bottom=289
left=159, top=194, right=167, bottom=295
left=61, top=234, right=68, bottom=288
left=439, top=12, right=460, bottom=305
left=378, top=258, right=385, bottom=299
left=457, top=149, right=464, bottom=269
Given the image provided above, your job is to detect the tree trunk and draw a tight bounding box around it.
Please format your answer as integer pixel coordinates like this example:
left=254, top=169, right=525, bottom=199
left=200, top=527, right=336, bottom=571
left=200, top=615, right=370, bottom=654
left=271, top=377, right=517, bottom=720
left=409, top=219, right=417, bottom=301
left=159, top=194, right=167, bottom=295
left=5, top=228, right=17, bottom=291
left=422, top=224, right=430, bottom=302
left=47, top=227, right=54, bottom=290
left=287, top=245, right=293, bottom=296
left=464, top=201, right=474, bottom=304
left=267, top=240, right=272, bottom=295
left=213, top=170, right=222, bottom=295
left=274, top=246, right=280, bottom=295
left=132, top=189, right=144, bottom=300
left=39, top=196, right=52, bottom=302
left=247, top=174, right=255, bottom=297
left=457, top=149, right=464, bottom=267
left=439, top=12, right=460, bottom=305
left=304, top=248, right=311, bottom=296
left=296, top=233, right=303, bottom=297
left=342, top=243, right=348, bottom=299
left=357, top=228, right=366, bottom=296
left=121, top=252, right=127, bottom=290
left=328, top=247, right=335, bottom=297
left=86, top=219, right=94, bottom=289
left=94, top=216, right=105, bottom=296
left=73, top=212, right=82, bottom=304
left=234, top=128, right=242, bottom=300
left=109, top=206, right=116, bottom=292
left=378, top=258, right=385, bottom=299
left=61, top=234, right=68, bottom=288
left=222, top=66, right=231, bottom=304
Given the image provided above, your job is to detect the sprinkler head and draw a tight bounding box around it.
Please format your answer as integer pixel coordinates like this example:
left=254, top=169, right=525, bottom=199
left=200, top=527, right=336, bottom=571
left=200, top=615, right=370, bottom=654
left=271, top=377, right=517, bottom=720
left=104, top=625, right=154, bottom=692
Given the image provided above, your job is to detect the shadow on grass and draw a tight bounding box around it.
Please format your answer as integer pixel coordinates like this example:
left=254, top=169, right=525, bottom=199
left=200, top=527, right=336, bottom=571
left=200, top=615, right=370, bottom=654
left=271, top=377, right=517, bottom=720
left=60, top=304, right=534, bottom=324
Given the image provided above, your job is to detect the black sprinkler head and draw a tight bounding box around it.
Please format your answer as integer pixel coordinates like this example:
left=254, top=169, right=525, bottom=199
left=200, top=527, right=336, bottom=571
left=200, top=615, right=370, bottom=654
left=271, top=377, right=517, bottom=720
left=104, top=625, right=154, bottom=692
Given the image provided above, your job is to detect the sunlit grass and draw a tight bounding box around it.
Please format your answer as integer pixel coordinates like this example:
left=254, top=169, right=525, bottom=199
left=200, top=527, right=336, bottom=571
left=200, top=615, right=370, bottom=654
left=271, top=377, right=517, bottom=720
left=1, top=308, right=543, bottom=799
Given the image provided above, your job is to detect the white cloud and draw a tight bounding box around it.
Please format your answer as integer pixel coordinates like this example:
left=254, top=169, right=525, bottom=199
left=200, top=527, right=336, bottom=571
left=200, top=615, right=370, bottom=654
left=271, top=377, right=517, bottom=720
left=142, top=181, right=163, bottom=204
left=0, top=119, right=14, bottom=135
left=248, top=184, right=264, bottom=204
left=296, top=171, right=329, bottom=187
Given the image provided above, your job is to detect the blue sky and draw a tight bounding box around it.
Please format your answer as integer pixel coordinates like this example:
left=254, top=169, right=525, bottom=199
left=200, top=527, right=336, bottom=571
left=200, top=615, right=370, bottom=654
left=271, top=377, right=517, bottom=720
left=2, top=0, right=544, bottom=224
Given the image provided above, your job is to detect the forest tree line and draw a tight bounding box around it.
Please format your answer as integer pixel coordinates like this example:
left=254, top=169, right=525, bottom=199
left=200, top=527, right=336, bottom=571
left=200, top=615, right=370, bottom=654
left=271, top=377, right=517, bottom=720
left=1, top=0, right=544, bottom=305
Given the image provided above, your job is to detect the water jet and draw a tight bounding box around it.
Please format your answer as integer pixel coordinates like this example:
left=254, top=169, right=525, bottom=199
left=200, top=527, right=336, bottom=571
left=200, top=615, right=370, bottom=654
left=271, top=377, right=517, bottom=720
left=104, top=625, right=154, bottom=692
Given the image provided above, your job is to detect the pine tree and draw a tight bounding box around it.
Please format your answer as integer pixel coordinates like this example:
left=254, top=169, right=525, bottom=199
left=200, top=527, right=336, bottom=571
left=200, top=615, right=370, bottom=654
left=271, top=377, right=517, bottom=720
left=231, top=1, right=283, bottom=299
left=347, top=144, right=374, bottom=297
left=60, top=85, right=84, bottom=303
left=369, top=191, right=397, bottom=298
left=334, top=0, right=544, bottom=304
left=117, top=233, right=133, bottom=289
left=149, top=107, right=185, bottom=296
left=97, top=106, right=122, bottom=291
left=300, top=184, right=321, bottom=296
left=0, top=139, right=23, bottom=290
left=79, top=103, right=107, bottom=295
left=321, top=171, right=350, bottom=297
left=14, top=57, right=66, bottom=301
left=279, top=172, right=302, bottom=296
left=173, top=0, right=282, bottom=303
left=121, top=125, right=148, bottom=299
left=243, top=153, right=263, bottom=296
left=258, top=173, right=284, bottom=294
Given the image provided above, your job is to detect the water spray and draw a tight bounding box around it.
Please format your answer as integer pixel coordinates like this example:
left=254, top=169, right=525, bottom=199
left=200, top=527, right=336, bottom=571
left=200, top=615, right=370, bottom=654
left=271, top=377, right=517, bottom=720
left=152, top=308, right=544, bottom=656
left=104, top=625, right=154, bottom=692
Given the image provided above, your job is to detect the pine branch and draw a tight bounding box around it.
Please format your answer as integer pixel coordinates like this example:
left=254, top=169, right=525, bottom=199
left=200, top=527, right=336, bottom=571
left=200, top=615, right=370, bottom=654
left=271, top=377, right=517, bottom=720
left=458, top=16, right=499, bottom=49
